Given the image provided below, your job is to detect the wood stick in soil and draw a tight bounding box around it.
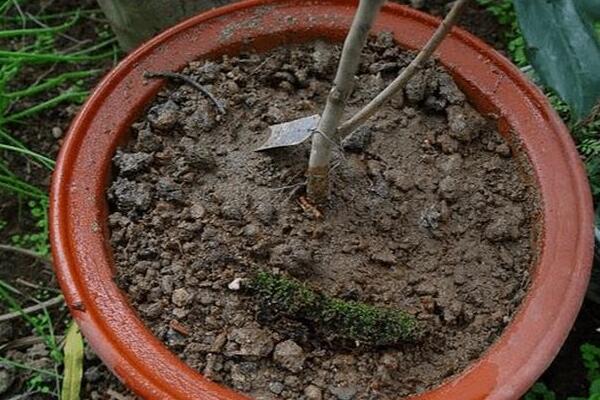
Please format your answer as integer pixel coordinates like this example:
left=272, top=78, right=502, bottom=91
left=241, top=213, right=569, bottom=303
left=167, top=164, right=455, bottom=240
left=338, top=0, right=470, bottom=136
left=306, top=0, right=386, bottom=204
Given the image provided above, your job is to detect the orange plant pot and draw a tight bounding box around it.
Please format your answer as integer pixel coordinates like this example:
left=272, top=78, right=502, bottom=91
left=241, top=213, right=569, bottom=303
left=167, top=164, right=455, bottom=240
left=50, top=1, right=594, bottom=399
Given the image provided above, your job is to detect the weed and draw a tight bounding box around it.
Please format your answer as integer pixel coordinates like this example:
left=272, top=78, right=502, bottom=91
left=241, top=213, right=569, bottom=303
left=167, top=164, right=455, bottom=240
left=524, top=343, right=600, bottom=400
left=61, top=322, right=84, bottom=400
left=582, top=343, right=600, bottom=382
left=0, top=1, right=119, bottom=397
left=0, top=279, right=64, bottom=397
left=10, top=198, right=50, bottom=256
left=251, top=271, right=420, bottom=346
left=476, top=0, right=527, bottom=65
left=0, top=281, right=62, bottom=363
left=524, top=383, right=556, bottom=400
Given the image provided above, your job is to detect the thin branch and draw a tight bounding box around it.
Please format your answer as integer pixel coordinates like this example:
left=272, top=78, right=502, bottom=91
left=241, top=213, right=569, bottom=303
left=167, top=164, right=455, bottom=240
left=0, top=244, right=52, bottom=266
left=0, top=355, right=61, bottom=378
left=7, top=391, right=37, bottom=400
left=16, top=277, right=61, bottom=293
left=337, top=0, right=469, bottom=136
left=1, top=334, right=64, bottom=351
left=144, top=71, right=226, bottom=115
left=0, top=295, right=64, bottom=323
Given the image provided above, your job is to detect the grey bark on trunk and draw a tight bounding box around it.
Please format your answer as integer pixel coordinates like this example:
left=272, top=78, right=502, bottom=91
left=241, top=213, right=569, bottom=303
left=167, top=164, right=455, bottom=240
left=97, top=0, right=235, bottom=51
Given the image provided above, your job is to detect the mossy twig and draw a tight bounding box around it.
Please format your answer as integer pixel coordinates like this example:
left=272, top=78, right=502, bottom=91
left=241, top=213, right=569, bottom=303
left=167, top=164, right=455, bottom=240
left=251, top=271, right=421, bottom=347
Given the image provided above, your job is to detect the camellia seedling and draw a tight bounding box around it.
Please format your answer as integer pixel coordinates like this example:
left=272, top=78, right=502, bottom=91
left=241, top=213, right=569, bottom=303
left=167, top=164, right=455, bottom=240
left=251, top=0, right=468, bottom=347
left=258, top=0, right=469, bottom=204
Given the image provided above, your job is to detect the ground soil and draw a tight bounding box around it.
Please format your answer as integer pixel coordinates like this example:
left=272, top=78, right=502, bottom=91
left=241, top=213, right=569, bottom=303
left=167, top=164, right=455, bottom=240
left=0, top=1, right=134, bottom=398
left=110, top=34, right=538, bottom=399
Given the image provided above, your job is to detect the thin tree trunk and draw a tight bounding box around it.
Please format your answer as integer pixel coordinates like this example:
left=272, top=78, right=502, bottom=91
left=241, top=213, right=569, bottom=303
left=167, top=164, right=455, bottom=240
left=306, top=0, right=386, bottom=204
left=97, top=0, right=235, bottom=51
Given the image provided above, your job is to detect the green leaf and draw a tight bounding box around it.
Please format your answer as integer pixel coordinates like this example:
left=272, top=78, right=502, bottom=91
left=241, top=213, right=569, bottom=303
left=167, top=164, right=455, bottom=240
left=514, top=0, right=600, bottom=121
left=591, top=378, right=600, bottom=395
left=61, top=322, right=84, bottom=400
left=524, top=383, right=556, bottom=400
left=578, top=0, right=600, bottom=22
left=582, top=343, right=600, bottom=382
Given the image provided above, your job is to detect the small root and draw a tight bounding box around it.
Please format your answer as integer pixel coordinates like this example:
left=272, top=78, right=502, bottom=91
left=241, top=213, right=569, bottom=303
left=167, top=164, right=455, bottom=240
left=298, top=196, right=323, bottom=219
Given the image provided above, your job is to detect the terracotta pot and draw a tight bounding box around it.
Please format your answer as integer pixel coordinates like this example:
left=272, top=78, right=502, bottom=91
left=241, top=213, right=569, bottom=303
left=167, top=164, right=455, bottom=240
left=50, top=1, right=594, bottom=399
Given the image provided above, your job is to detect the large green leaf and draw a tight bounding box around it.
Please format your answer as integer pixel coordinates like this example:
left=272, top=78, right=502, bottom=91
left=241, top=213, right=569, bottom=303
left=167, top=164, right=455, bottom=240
left=578, top=0, right=600, bottom=22
left=514, top=0, right=600, bottom=121
left=61, top=322, right=84, bottom=400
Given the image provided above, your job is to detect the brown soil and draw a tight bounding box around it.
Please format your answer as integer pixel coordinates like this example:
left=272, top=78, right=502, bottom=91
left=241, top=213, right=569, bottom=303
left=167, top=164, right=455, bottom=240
left=110, top=34, right=539, bottom=400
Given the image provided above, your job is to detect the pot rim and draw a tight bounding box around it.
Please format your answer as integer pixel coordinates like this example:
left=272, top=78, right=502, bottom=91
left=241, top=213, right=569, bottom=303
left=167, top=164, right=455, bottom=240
left=50, top=1, right=594, bottom=399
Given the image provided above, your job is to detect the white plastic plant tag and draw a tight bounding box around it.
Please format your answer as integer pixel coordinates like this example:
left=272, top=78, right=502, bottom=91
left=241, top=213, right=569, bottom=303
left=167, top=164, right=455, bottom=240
left=255, top=114, right=320, bottom=152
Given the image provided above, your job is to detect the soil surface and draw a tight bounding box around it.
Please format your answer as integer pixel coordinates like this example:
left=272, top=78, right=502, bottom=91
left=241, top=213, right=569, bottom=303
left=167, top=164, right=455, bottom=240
left=110, top=34, right=539, bottom=399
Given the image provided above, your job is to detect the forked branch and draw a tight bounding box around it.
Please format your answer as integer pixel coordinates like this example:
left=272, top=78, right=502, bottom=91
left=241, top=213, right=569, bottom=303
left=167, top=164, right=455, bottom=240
left=306, top=0, right=469, bottom=204
left=337, top=0, right=470, bottom=136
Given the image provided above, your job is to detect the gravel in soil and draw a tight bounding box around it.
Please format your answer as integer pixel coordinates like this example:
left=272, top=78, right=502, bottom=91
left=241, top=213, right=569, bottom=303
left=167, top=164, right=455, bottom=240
left=110, top=33, right=539, bottom=399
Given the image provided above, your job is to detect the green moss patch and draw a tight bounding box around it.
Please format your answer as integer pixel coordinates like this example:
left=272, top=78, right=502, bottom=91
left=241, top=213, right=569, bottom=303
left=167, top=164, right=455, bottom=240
left=251, top=271, right=421, bottom=347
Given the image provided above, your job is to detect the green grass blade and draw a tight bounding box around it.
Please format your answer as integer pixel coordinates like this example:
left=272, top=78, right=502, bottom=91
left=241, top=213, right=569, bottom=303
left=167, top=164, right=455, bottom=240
left=0, top=356, right=61, bottom=379
left=0, top=11, right=80, bottom=38
left=0, top=160, right=16, bottom=177
left=60, top=322, right=84, bottom=400
left=0, top=0, right=14, bottom=15
left=0, top=176, right=48, bottom=199
left=68, top=37, right=118, bottom=56
left=2, top=70, right=99, bottom=99
left=0, top=280, right=39, bottom=331
left=0, top=127, right=26, bottom=147
left=0, top=50, right=115, bottom=63
left=2, top=90, right=87, bottom=123
left=0, top=144, right=55, bottom=170
left=0, top=9, right=101, bottom=22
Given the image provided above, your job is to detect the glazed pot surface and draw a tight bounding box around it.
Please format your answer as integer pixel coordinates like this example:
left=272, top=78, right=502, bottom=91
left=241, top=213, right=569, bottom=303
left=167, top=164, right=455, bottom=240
left=50, top=1, right=594, bottom=399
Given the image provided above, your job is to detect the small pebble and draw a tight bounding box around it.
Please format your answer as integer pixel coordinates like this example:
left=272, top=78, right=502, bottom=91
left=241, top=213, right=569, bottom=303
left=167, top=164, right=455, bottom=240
left=171, top=288, right=191, bottom=307
left=495, top=143, right=511, bottom=157
left=329, top=385, right=358, bottom=400
left=304, top=385, right=323, bottom=400
left=51, top=126, right=63, bottom=139
left=190, top=203, right=206, bottom=219
left=273, top=340, right=305, bottom=372
left=269, top=381, right=285, bottom=394
left=228, top=277, right=243, bottom=291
